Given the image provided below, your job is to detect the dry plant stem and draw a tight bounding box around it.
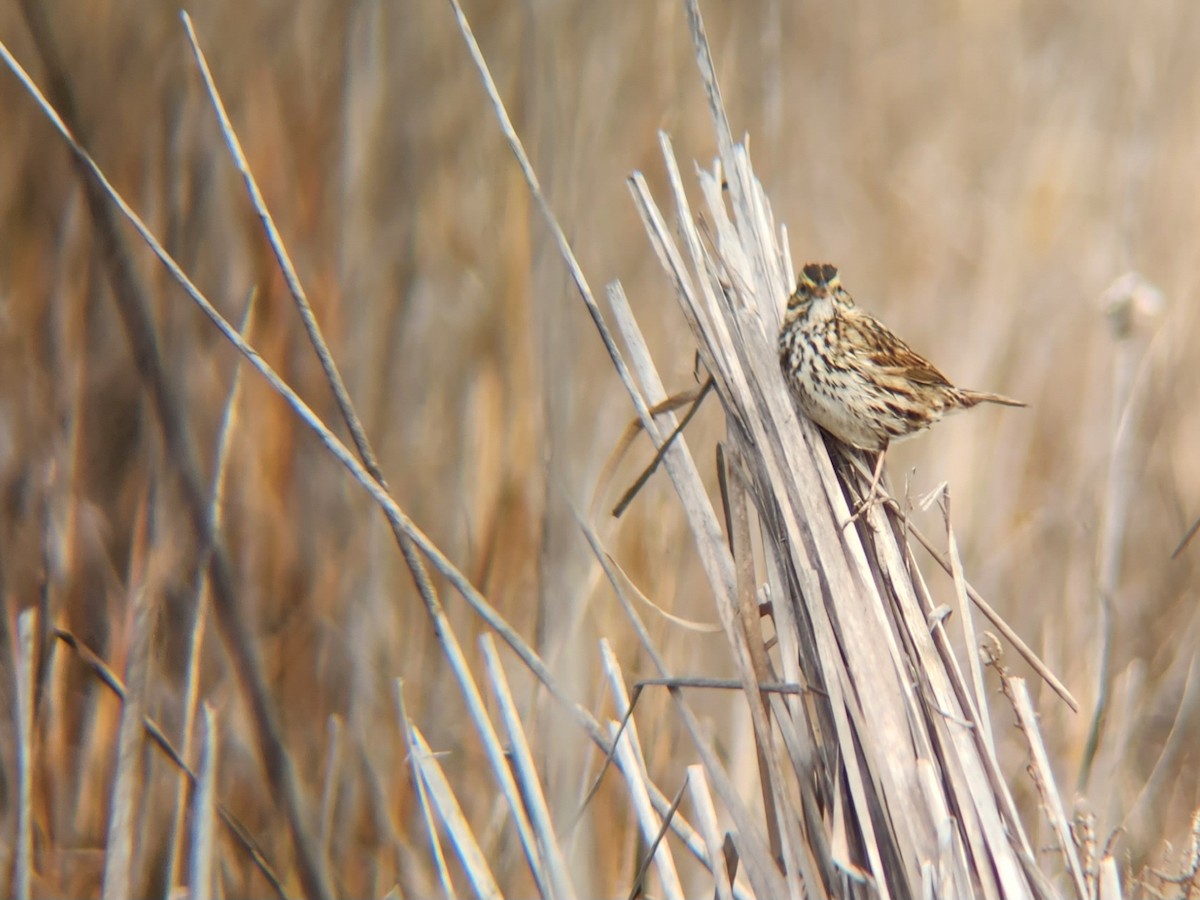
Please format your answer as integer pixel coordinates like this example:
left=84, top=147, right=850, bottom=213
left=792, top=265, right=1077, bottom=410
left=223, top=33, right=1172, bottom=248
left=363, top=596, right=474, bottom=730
left=181, top=36, right=538, bottom=894
left=102, top=497, right=155, bottom=900
left=0, top=35, right=720, bottom=889
left=1172, top=516, right=1200, bottom=559
left=612, top=378, right=714, bottom=518
left=940, top=490, right=994, bottom=750
left=762, top=690, right=838, bottom=889
left=857, top=496, right=1028, bottom=898
left=1080, top=282, right=1148, bottom=790
left=576, top=674, right=810, bottom=839
left=407, top=724, right=503, bottom=899
left=318, top=717, right=343, bottom=864
left=182, top=26, right=608, bottom=895
left=999, top=671, right=1090, bottom=899
left=53, top=627, right=287, bottom=897
left=5, top=24, right=482, bottom=900
left=165, top=290, right=254, bottom=900
left=480, top=634, right=576, bottom=900
left=914, top=521, right=1076, bottom=711
left=838, top=450, right=1077, bottom=711
left=447, top=2, right=804, bottom=892
left=34, top=485, right=54, bottom=716
left=864, top=456, right=1057, bottom=894
left=181, top=12, right=456, bottom=758
left=577, top=510, right=799, bottom=900
left=924, top=590, right=1055, bottom=894
left=628, top=3, right=1073, bottom=893
left=395, top=686, right=455, bottom=898
left=603, top=283, right=813, bottom=898
left=634, top=677, right=807, bottom=695
left=596, top=550, right=721, bottom=633
left=626, top=774, right=689, bottom=900
left=181, top=14, right=377, bottom=480
left=902, top=552, right=1038, bottom=868
left=12, top=610, right=36, bottom=900
left=597, top=641, right=685, bottom=900
left=719, top=444, right=784, bottom=862
left=189, top=705, right=220, bottom=900
left=1123, top=658, right=1200, bottom=842
left=840, top=462, right=1078, bottom=712
left=594, top=387, right=708, bottom=523
left=388, top=601, right=561, bottom=897
left=913, top=760, right=968, bottom=897
left=445, top=0, right=657, bottom=428
left=182, top=8, right=419, bottom=525
left=409, top=624, right=559, bottom=900
left=628, top=156, right=907, bottom=894
left=641, top=142, right=917, bottom=888
left=3, top=9, right=334, bottom=898
left=684, top=765, right=736, bottom=900
left=636, top=122, right=885, bottom=889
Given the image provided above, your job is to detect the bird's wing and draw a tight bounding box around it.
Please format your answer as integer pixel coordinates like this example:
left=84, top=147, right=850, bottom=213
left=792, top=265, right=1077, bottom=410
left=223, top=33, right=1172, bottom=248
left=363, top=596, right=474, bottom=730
left=844, top=312, right=953, bottom=387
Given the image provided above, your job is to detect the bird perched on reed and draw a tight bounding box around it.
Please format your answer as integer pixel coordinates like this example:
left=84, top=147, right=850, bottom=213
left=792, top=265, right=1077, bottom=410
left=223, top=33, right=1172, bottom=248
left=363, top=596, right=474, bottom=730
left=778, top=262, right=1025, bottom=506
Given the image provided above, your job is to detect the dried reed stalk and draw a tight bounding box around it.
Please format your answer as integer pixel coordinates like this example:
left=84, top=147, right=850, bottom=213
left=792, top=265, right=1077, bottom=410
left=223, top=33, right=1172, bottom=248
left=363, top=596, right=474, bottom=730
left=597, top=3, right=1092, bottom=897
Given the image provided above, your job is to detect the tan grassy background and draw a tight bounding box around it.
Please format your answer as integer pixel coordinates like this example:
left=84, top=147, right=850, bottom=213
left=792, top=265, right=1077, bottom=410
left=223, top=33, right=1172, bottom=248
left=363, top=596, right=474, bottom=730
left=1, top=0, right=1197, bottom=896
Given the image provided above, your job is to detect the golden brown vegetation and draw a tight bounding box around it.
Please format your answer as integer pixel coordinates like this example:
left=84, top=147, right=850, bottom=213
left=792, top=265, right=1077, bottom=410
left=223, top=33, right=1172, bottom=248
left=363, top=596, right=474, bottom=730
left=0, top=0, right=1197, bottom=897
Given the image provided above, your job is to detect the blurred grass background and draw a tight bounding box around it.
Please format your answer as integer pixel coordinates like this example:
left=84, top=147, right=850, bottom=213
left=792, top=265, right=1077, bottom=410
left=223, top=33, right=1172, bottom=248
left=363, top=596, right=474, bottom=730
left=0, top=0, right=1197, bottom=895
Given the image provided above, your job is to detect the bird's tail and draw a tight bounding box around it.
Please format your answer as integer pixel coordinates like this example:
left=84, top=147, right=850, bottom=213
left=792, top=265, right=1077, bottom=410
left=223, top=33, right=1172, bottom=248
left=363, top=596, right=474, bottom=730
left=956, top=389, right=1027, bottom=409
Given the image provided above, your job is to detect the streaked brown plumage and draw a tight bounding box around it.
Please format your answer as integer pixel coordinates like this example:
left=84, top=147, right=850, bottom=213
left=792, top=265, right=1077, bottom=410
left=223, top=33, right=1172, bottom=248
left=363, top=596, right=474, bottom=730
left=778, top=263, right=1024, bottom=493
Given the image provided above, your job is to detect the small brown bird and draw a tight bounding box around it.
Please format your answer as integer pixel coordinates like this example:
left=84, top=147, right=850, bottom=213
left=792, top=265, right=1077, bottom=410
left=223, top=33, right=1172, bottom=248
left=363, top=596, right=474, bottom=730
left=778, top=262, right=1025, bottom=502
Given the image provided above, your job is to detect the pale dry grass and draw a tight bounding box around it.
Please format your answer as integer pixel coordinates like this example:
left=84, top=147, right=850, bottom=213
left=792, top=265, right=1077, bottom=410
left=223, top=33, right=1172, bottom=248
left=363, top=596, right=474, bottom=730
left=0, top=0, right=1197, bottom=897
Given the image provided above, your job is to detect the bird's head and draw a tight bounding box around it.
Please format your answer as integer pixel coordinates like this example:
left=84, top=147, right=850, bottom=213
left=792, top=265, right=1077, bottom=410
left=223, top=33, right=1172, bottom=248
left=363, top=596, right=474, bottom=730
left=786, top=262, right=853, bottom=324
